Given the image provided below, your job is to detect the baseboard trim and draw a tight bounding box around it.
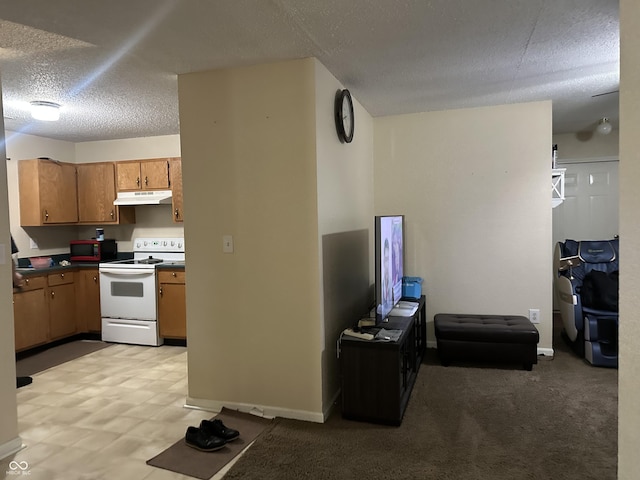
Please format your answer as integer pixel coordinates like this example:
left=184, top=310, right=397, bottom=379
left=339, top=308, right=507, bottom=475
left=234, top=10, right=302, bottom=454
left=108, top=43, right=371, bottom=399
left=185, top=396, right=325, bottom=424
left=0, top=437, right=23, bottom=461
left=537, top=347, right=555, bottom=357
left=429, top=341, right=554, bottom=358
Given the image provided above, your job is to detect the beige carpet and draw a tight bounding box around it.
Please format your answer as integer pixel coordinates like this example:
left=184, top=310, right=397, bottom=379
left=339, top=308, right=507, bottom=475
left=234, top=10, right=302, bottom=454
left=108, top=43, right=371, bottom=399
left=146, top=407, right=274, bottom=480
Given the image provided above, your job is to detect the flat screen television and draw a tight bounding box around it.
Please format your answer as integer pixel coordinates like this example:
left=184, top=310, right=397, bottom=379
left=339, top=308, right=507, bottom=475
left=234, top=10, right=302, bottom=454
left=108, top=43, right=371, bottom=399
left=374, top=215, right=404, bottom=323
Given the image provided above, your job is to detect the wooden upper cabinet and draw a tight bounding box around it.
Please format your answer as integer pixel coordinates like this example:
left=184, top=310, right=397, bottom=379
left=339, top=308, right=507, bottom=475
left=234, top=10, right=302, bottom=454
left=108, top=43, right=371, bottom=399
left=116, top=162, right=142, bottom=190
left=18, top=158, right=78, bottom=226
left=169, top=157, right=183, bottom=223
left=77, top=162, right=135, bottom=224
left=116, top=159, right=170, bottom=191
left=142, top=160, right=170, bottom=189
left=77, top=162, right=116, bottom=222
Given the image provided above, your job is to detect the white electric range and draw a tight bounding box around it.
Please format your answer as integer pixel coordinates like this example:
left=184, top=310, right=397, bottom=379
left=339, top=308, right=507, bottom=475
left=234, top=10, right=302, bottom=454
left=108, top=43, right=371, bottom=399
left=99, top=237, right=185, bottom=346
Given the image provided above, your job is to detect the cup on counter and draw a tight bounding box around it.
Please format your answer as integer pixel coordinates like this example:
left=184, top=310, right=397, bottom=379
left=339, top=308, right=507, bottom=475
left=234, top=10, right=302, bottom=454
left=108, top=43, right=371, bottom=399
left=96, top=228, right=104, bottom=241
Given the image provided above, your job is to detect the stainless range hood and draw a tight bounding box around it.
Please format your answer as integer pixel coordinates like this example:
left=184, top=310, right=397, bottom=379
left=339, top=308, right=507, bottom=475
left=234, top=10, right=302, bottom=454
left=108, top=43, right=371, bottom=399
left=113, top=190, right=173, bottom=206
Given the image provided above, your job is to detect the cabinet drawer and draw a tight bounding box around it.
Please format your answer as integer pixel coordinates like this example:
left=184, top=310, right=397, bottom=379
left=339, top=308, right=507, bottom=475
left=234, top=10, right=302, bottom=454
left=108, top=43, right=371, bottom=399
left=158, top=270, right=185, bottom=284
left=48, top=271, right=74, bottom=286
left=18, top=275, right=47, bottom=291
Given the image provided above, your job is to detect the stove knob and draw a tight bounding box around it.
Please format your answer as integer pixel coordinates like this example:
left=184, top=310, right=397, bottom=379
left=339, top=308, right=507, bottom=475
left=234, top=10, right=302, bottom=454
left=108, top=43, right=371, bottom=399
left=170, top=241, right=175, bottom=246
left=143, top=241, right=148, bottom=246
left=178, top=242, right=183, bottom=248
left=136, top=242, right=141, bottom=248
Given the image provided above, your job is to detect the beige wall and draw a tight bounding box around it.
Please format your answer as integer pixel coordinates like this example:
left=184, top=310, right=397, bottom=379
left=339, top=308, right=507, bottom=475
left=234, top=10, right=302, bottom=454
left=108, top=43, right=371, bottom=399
left=314, top=61, right=375, bottom=414
left=553, top=131, right=619, bottom=161
left=74, top=135, right=181, bottom=163
left=374, top=102, right=554, bottom=353
left=618, top=0, right=639, bottom=476
left=179, top=58, right=326, bottom=421
left=0, top=100, right=22, bottom=459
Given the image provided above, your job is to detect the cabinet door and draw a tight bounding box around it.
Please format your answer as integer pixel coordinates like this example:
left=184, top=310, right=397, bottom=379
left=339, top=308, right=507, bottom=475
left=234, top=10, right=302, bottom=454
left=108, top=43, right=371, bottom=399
left=141, top=159, right=170, bottom=189
left=170, top=158, right=183, bottom=222
left=49, top=282, right=77, bottom=340
left=76, top=269, right=101, bottom=333
left=14, top=282, right=48, bottom=351
left=39, top=160, right=79, bottom=223
left=116, top=162, right=142, bottom=190
left=19, top=159, right=78, bottom=225
left=158, top=273, right=186, bottom=339
left=77, top=163, right=118, bottom=223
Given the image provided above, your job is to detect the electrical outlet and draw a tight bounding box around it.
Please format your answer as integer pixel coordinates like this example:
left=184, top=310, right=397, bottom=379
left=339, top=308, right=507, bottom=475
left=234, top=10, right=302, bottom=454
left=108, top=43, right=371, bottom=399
left=529, top=309, right=540, bottom=324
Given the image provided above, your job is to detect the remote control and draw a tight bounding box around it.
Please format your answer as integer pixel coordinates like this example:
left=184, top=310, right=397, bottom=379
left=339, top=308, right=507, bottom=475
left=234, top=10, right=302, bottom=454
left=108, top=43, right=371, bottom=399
left=342, top=328, right=374, bottom=340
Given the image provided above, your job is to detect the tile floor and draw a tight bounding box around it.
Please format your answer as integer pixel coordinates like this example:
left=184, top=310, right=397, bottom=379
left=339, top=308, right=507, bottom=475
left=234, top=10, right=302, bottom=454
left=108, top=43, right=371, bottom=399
left=1, top=342, right=233, bottom=480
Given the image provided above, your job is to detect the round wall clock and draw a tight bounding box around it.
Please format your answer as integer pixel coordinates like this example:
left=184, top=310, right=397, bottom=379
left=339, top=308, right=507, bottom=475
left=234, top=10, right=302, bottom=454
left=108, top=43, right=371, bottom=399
left=335, top=89, right=355, bottom=143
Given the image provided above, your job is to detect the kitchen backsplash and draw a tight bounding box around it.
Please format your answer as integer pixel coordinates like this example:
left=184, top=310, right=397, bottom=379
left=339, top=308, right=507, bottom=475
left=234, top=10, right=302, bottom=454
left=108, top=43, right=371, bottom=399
left=16, top=205, right=184, bottom=259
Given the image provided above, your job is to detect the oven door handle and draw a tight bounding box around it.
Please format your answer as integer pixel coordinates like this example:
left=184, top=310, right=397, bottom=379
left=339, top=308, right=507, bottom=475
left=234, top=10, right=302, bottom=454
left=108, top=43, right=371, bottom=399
left=99, top=267, right=156, bottom=276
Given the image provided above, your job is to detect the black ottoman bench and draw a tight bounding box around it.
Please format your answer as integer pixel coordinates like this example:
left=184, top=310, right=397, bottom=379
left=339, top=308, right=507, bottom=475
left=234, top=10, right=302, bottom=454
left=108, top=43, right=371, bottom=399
left=434, top=314, right=540, bottom=370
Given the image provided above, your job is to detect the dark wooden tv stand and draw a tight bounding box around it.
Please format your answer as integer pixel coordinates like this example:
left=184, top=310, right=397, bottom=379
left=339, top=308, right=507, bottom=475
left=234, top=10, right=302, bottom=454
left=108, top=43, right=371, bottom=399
left=340, top=295, right=426, bottom=425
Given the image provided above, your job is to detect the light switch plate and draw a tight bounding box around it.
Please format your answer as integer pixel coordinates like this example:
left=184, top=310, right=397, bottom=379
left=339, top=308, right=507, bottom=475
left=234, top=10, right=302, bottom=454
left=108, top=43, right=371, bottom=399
left=223, top=235, right=233, bottom=253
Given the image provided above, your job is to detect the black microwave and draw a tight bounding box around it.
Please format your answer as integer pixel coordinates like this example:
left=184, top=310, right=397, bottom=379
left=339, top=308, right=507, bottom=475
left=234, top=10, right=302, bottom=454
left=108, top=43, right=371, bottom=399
left=70, top=239, right=118, bottom=262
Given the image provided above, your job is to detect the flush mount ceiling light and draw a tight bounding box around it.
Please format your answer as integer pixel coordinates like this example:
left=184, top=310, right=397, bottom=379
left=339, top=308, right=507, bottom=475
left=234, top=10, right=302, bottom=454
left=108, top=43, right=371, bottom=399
left=596, top=117, right=612, bottom=135
left=30, top=101, right=61, bottom=121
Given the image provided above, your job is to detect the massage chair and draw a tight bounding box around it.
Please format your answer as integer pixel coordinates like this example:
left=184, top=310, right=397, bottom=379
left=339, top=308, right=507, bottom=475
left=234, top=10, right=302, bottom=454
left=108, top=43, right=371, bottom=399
left=553, top=238, right=619, bottom=367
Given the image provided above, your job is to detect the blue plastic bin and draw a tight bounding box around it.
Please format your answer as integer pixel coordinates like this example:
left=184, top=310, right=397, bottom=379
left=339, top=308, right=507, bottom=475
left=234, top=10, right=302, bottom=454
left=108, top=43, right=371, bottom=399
left=402, top=276, right=423, bottom=299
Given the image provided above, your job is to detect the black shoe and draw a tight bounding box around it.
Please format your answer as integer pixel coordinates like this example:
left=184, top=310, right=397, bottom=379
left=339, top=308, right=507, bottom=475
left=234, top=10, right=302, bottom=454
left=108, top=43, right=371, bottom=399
left=17, top=376, right=32, bottom=388
left=185, top=426, right=226, bottom=452
left=200, top=419, right=240, bottom=442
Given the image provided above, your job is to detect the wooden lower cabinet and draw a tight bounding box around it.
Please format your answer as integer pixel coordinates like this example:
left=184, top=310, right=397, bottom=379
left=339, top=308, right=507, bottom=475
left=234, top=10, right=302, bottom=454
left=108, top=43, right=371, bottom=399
left=14, top=269, right=85, bottom=352
left=75, top=268, right=101, bottom=333
left=14, top=266, right=188, bottom=350
left=48, top=271, right=77, bottom=340
left=158, top=269, right=186, bottom=339
left=13, top=276, right=48, bottom=351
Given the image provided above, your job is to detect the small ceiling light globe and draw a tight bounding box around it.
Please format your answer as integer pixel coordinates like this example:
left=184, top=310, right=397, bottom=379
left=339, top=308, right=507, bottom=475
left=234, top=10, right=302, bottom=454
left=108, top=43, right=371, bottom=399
left=30, top=101, right=61, bottom=121
left=596, top=117, right=612, bottom=135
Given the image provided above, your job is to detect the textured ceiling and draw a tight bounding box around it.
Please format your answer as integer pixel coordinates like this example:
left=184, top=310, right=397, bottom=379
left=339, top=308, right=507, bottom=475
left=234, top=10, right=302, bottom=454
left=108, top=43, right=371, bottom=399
left=0, top=0, right=619, bottom=143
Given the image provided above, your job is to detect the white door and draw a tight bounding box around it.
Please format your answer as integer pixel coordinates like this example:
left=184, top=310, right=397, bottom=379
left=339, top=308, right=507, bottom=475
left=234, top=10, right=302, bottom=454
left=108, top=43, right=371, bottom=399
left=552, top=160, right=619, bottom=246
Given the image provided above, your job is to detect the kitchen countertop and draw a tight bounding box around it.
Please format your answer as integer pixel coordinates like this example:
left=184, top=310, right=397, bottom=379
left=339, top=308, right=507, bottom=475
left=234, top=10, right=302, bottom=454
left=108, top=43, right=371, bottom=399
left=16, top=263, right=98, bottom=275
left=14, top=262, right=184, bottom=294
left=17, top=261, right=185, bottom=276
left=156, top=261, right=185, bottom=269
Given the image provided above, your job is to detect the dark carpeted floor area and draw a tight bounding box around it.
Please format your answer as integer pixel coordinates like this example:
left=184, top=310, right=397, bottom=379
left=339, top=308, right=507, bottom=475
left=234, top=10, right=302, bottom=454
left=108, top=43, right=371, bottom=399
left=224, top=315, right=617, bottom=480
left=16, top=339, right=112, bottom=378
